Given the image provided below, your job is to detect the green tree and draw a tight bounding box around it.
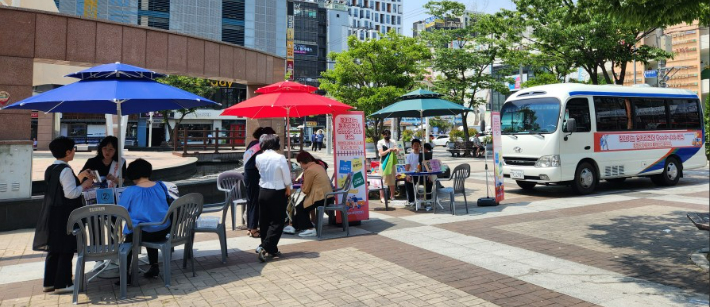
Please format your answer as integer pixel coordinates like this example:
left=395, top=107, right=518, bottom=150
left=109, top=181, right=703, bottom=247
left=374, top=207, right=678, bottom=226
left=521, top=72, right=560, bottom=87
left=585, top=0, right=710, bottom=27
left=320, top=31, right=431, bottom=143
left=428, top=116, right=453, bottom=133
left=422, top=1, right=516, bottom=142
left=503, top=0, right=673, bottom=85
left=156, top=75, right=216, bottom=144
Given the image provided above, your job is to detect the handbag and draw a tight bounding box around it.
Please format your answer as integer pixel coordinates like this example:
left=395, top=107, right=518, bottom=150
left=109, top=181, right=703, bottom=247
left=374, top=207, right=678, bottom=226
left=382, top=152, right=398, bottom=176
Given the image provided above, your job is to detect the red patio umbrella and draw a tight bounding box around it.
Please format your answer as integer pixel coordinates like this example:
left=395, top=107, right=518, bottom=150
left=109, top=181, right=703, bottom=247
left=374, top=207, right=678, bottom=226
left=220, top=81, right=353, bottom=167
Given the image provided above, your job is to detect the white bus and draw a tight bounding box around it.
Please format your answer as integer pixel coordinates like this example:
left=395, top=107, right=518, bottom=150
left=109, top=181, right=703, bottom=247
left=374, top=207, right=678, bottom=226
left=500, top=84, right=706, bottom=195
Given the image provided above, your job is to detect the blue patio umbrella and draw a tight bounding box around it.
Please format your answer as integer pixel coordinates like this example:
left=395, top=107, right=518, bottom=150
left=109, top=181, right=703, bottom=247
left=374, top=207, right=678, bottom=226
left=2, top=62, right=219, bottom=185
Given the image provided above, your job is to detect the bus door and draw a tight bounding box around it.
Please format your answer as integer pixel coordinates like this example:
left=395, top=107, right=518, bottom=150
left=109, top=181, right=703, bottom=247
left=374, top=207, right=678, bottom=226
left=560, top=97, right=594, bottom=180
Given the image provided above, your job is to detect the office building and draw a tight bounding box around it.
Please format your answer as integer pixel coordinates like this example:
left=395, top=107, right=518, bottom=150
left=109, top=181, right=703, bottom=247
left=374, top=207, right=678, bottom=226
left=412, top=12, right=474, bottom=37
left=346, top=0, right=403, bottom=41
left=54, top=0, right=287, bottom=57
left=623, top=22, right=709, bottom=103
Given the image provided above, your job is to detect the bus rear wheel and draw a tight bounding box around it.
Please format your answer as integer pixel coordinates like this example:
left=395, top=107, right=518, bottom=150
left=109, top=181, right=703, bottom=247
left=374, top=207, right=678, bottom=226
left=651, top=157, right=681, bottom=186
left=516, top=181, right=536, bottom=190
left=572, top=162, right=597, bottom=195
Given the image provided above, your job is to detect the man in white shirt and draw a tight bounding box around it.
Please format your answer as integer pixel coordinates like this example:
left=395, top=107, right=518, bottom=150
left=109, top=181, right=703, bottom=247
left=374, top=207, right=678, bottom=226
left=255, top=134, right=292, bottom=262
left=376, top=130, right=398, bottom=203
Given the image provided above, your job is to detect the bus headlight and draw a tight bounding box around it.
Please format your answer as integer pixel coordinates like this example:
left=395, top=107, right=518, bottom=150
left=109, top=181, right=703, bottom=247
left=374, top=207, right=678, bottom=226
left=535, top=155, right=560, bottom=167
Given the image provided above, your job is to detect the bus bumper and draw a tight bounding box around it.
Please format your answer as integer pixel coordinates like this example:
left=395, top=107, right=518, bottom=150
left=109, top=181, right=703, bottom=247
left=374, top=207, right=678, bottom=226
left=503, top=166, right=563, bottom=183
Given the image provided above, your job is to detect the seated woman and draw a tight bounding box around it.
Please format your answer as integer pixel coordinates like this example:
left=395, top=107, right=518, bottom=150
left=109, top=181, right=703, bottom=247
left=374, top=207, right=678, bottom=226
left=118, top=158, right=171, bottom=281
left=294, top=151, right=333, bottom=237
left=81, top=136, right=126, bottom=188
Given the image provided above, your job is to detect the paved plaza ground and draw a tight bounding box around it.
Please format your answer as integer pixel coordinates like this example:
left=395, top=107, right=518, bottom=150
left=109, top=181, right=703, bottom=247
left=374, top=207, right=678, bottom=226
left=1, top=149, right=708, bottom=306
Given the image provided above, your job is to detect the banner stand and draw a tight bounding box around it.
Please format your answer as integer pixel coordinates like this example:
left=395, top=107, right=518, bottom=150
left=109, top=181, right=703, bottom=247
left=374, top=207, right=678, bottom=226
left=333, top=111, right=369, bottom=224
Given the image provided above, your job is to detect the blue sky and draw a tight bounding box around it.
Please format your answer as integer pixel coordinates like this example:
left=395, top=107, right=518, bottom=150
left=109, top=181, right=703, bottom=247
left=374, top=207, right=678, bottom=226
left=402, top=0, right=516, bottom=37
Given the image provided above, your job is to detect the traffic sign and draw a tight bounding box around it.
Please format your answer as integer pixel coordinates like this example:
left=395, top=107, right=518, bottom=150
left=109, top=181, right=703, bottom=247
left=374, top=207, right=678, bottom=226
left=644, top=70, right=658, bottom=78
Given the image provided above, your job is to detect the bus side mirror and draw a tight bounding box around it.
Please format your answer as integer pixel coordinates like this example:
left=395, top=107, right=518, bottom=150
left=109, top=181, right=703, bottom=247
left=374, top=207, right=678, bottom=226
left=564, top=118, right=577, bottom=133
left=564, top=118, right=576, bottom=141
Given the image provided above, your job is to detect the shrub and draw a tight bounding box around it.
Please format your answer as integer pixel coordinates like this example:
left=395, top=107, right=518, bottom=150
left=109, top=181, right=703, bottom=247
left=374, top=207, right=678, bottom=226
left=401, top=129, right=414, bottom=142
left=449, top=129, right=464, bottom=142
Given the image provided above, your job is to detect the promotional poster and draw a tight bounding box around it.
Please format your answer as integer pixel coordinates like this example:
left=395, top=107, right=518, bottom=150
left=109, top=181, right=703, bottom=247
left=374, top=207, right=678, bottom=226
left=333, top=111, right=369, bottom=222
left=594, top=130, right=703, bottom=152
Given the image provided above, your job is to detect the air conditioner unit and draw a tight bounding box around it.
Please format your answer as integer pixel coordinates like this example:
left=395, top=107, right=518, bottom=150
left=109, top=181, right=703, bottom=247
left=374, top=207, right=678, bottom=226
left=0, top=142, right=33, bottom=200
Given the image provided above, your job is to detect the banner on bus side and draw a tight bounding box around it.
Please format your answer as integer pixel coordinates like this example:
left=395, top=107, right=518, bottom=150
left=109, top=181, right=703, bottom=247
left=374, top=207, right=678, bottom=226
left=594, top=130, right=703, bottom=152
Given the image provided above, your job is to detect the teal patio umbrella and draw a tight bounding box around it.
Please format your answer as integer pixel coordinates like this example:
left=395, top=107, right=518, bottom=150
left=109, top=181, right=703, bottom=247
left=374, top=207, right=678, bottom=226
left=371, top=89, right=474, bottom=167
left=371, top=89, right=473, bottom=119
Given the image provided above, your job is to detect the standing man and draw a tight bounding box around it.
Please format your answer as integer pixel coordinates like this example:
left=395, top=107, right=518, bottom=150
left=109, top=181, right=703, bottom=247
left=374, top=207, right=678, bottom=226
left=315, top=130, right=325, bottom=151
left=310, top=132, right=317, bottom=151
left=377, top=130, right=398, bottom=203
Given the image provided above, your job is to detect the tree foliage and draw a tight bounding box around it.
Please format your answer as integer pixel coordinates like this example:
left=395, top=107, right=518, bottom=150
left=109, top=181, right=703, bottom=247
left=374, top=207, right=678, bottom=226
left=584, top=0, right=709, bottom=27
left=421, top=1, right=517, bottom=142
left=502, top=0, right=673, bottom=85
left=320, top=31, right=431, bottom=143
left=428, top=116, right=453, bottom=133
left=156, top=75, right=216, bottom=143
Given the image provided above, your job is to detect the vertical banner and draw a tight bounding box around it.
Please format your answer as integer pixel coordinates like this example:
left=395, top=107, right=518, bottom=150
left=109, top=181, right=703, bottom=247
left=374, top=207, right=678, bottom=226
left=491, top=112, right=505, bottom=202
left=333, top=111, right=369, bottom=222
left=286, top=2, right=295, bottom=81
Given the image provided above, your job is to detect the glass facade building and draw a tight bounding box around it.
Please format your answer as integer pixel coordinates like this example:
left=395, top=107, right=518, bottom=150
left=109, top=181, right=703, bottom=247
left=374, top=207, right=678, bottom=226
left=55, top=0, right=286, bottom=57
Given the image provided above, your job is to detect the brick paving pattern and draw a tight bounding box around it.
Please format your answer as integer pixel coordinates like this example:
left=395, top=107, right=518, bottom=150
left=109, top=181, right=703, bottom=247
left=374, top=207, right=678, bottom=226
left=0, top=152, right=707, bottom=306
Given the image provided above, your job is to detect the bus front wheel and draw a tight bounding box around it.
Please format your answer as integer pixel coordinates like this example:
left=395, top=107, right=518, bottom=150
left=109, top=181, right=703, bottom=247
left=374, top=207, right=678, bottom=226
left=651, top=157, right=681, bottom=186
left=516, top=181, right=536, bottom=190
left=572, top=162, right=598, bottom=195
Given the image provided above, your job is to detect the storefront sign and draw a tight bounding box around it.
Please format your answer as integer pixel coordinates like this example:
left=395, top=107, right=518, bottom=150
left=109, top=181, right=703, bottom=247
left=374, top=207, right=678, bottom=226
left=286, top=3, right=295, bottom=81
left=0, top=91, right=10, bottom=107
left=294, top=44, right=317, bottom=56
left=31, top=112, right=38, bottom=118
left=286, top=60, right=294, bottom=81
left=491, top=112, right=505, bottom=203
left=306, top=121, right=318, bottom=127
left=333, top=111, right=368, bottom=223
left=594, top=130, right=703, bottom=152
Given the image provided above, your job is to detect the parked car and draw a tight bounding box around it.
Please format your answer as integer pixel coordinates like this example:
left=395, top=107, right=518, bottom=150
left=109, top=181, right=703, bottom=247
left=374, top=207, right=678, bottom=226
left=431, top=135, right=450, bottom=147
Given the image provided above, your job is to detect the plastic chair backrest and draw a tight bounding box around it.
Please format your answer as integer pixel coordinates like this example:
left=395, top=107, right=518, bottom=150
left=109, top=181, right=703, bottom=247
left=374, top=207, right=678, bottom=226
left=67, top=205, right=132, bottom=259
left=451, top=163, right=470, bottom=194
left=340, top=172, right=353, bottom=191
left=166, top=193, right=204, bottom=246
left=217, top=171, right=242, bottom=192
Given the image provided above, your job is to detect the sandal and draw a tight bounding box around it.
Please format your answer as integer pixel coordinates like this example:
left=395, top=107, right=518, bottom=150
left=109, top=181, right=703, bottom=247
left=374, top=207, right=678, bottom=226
left=249, top=230, right=260, bottom=238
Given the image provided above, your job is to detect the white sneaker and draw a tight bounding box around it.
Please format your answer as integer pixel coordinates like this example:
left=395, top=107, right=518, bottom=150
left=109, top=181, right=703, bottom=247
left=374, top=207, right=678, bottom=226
left=298, top=229, right=317, bottom=237
left=54, top=285, right=74, bottom=294
left=283, top=225, right=296, bottom=234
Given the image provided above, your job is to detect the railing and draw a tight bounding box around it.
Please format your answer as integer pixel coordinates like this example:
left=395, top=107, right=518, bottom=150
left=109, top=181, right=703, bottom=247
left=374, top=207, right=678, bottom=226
left=173, top=128, right=247, bottom=154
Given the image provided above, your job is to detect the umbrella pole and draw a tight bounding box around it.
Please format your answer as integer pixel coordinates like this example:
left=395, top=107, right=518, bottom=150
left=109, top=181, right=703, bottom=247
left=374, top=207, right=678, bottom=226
left=286, top=108, right=292, bottom=174
left=117, top=101, right=124, bottom=188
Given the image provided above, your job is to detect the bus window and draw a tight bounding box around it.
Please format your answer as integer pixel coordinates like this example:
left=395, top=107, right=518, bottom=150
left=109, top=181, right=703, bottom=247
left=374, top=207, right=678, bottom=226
left=631, top=98, right=667, bottom=130
left=565, top=98, right=591, bottom=132
left=668, top=99, right=701, bottom=130
left=594, top=97, right=633, bottom=131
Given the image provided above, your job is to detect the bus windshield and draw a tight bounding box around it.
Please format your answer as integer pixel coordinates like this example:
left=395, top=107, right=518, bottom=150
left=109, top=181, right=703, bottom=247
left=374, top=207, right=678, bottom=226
left=500, top=98, right=561, bottom=134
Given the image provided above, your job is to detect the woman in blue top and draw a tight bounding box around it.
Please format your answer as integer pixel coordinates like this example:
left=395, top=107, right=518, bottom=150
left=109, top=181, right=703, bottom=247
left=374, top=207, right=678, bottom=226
left=118, top=158, right=170, bottom=281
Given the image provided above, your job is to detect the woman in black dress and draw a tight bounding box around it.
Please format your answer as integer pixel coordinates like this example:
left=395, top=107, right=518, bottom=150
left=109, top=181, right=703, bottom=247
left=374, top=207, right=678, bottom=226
left=81, top=136, right=125, bottom=188
left=33, top=137, right=95, bottom=294
left=244, top=127, right=275, bottom=238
